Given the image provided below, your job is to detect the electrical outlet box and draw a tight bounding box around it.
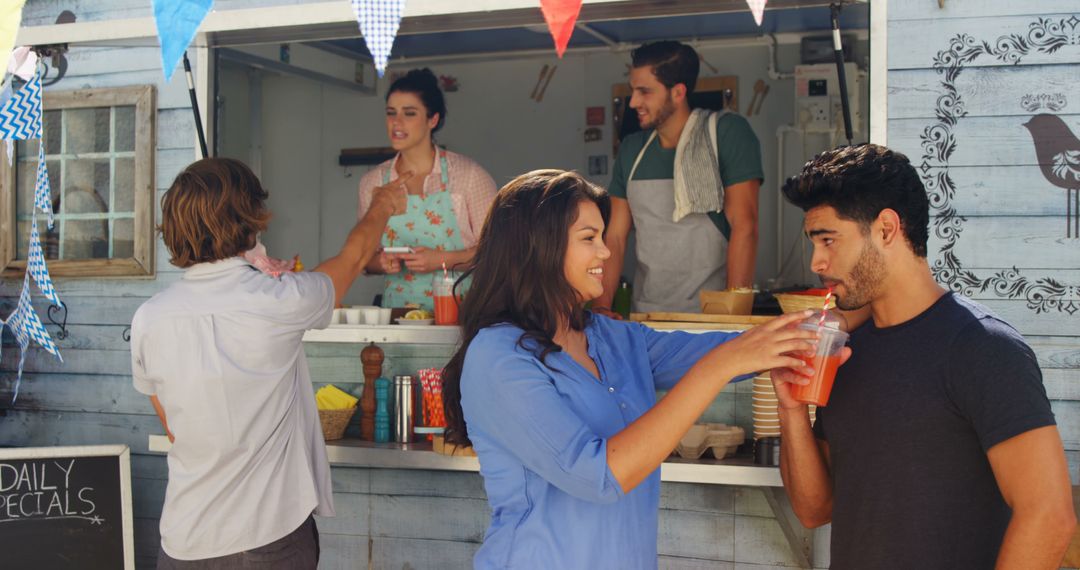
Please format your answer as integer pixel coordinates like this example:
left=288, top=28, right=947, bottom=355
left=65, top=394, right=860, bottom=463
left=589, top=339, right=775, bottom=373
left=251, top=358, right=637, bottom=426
left=794, top=63, right=861, bottom=133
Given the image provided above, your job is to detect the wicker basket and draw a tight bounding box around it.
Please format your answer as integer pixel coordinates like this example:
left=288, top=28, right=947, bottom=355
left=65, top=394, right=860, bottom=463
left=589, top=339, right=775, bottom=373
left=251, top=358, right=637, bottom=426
left=318, top=407, right=356, bottom=441
left=774, top=292, right=836, bottom=314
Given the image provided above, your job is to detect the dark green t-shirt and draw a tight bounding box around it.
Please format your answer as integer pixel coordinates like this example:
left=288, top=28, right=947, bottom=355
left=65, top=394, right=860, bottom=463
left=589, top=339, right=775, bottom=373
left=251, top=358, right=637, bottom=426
left=608, top=113, right=764, bottom=237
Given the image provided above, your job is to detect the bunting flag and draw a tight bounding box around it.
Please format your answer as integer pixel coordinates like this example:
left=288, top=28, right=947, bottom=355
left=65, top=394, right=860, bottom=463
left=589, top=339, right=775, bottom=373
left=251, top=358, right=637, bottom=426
left=34, top=134, right=53, bottom=227
left=539, top=0, right=582, bottom=58
left=0, top=65, right=63, bottom=403
left=747, top=0, right=768, bottom=26
left=27, top=218, right=60, bottom=306
left=7, top=46, right=37, bottom=81
left=0, top=69, right=41, bottom=141
left=0, top=1, right=26, bottom=72
left=4, top=272, right=63, bottom=402
left=152, top=0, right=214, bottom=81
left=351, top=0, right=405, bottom=77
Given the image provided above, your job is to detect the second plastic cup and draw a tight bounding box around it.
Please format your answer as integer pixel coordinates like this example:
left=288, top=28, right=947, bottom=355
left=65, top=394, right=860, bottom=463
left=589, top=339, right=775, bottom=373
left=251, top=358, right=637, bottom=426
left=790, top=322, right=849, bottom=407
left=433, top=273, right=458, bottom=326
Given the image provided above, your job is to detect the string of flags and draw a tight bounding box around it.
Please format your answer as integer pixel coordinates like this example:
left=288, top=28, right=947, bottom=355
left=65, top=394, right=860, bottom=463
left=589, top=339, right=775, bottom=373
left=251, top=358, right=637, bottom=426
left=146, top=0, right=769, bottom=80
left=0, top=63, right=63, bottom=403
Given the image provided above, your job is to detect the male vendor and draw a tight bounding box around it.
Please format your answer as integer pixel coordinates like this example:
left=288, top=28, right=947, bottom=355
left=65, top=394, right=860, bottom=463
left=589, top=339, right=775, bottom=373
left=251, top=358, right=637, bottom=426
left=595, top=41, right=763, bottom=314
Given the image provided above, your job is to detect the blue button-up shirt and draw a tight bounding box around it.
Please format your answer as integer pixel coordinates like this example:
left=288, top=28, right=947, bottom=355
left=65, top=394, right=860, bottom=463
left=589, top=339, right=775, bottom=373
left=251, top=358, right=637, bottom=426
left=461, top=315, right=742, bottom=569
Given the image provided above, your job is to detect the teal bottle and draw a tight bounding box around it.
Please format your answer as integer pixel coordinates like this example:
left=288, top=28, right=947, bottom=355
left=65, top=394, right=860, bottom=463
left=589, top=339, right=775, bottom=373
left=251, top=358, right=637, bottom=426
left=374, top=377, right=391, bottom=443
left=612, top=277, right=632, bottom=319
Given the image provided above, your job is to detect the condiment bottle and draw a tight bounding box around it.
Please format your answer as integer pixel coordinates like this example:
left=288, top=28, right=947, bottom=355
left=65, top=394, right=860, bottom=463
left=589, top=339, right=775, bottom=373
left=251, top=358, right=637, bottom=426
left=374, top=377, right=391, bottom=443
left=612, top=277, right=632, bottom=319
left=360, top=342, right=384, bottom=441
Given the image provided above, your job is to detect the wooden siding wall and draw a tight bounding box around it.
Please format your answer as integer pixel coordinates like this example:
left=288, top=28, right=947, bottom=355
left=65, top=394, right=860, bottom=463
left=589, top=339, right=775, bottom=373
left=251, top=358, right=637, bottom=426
left=886, top=0, right=1080, bottom=485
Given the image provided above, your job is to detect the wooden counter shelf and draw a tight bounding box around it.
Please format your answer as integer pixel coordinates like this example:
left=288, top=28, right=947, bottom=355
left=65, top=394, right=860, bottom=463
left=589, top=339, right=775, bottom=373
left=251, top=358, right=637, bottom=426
left=148, top=435, right=780, bottom=486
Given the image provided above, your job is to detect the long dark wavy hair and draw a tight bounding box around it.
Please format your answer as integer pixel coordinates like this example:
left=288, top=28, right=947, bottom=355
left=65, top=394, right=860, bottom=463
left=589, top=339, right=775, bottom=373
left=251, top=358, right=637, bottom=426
left=442, top=170, right=611, bottom=446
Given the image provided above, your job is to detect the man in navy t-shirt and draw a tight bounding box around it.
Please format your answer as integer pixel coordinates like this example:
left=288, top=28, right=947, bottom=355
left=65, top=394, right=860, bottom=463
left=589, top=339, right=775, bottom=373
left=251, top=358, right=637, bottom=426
left=773, top=144, right=1076, bottom=569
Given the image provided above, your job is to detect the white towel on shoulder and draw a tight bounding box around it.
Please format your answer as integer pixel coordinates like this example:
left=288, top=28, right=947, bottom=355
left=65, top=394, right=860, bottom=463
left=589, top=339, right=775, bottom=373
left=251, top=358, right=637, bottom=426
left=673, top=108, right=725, bottom=222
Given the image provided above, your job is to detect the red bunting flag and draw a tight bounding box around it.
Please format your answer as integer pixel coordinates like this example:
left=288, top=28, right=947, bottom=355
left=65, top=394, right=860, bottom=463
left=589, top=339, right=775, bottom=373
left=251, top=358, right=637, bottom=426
left=540, top=0, right=582, bottom=58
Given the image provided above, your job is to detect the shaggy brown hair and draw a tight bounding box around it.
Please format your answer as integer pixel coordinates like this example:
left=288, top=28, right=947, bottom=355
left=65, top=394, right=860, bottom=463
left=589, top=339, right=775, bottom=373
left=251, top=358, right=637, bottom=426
left=160, top=158, right=271, bottom=268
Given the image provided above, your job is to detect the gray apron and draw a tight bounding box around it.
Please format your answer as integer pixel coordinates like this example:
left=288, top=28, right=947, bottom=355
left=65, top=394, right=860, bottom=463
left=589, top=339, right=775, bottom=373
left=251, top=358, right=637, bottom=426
left=626, top=131, right=728, bottom=313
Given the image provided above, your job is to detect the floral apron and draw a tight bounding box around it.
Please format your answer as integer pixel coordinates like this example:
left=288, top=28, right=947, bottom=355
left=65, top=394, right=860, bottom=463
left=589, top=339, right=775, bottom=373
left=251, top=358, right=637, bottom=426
left=380, top=147, right=466, bottom=310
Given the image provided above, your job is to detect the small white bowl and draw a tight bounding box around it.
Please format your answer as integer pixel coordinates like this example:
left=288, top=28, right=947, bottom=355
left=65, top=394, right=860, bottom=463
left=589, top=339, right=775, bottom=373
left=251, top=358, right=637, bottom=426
left=396, top=317, right=434, bottom=326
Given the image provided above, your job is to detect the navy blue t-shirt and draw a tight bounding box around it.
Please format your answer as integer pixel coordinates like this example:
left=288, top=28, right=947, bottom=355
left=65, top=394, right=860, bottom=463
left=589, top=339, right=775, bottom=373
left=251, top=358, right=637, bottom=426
left=814, top=292, right=1055, bottom=570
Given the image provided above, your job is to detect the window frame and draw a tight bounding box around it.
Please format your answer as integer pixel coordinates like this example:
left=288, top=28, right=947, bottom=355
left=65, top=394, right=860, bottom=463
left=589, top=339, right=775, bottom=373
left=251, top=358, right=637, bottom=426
left=0, top=84, right=156, bottom=278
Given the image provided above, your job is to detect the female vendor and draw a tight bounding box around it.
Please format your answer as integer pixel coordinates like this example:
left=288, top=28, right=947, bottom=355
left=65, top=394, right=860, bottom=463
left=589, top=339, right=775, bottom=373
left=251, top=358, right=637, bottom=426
left=441, top=170, right=820, bottom=569
left=357, top=68, right=498, bottom=309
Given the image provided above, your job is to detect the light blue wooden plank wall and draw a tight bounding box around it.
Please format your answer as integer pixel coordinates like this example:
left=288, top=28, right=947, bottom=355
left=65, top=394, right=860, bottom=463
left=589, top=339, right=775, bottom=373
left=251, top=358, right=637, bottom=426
left=885, top=0, right=1080, bottom=489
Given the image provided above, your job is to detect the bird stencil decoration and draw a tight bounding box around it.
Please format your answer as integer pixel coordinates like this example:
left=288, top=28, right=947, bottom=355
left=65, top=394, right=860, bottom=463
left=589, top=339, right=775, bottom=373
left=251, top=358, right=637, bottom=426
left=1023, top=113, right=1080, bottom=238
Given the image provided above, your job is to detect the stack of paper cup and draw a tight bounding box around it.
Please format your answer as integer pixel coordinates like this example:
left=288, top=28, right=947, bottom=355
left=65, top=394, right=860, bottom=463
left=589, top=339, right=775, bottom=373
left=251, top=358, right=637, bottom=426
left=751, top=372, right=816, bottom=440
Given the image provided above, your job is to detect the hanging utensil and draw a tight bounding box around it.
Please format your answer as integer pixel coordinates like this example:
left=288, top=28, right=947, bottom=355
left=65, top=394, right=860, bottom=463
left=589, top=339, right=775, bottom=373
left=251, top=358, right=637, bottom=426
left=746, top=79, right=766, bottom=116
left=753, top=84, right=770, bottom=115
left=530, top=64, right=550, bottom=100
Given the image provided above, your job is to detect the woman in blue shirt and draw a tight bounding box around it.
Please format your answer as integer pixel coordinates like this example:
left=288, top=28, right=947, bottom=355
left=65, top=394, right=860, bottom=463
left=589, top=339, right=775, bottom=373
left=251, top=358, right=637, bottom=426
left=442, top=170, right=817, bottom=569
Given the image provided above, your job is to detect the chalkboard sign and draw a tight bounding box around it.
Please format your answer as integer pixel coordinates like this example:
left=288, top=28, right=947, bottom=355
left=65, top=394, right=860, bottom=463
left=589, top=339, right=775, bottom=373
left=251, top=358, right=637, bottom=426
left=0, top=445, right=134, bottom=569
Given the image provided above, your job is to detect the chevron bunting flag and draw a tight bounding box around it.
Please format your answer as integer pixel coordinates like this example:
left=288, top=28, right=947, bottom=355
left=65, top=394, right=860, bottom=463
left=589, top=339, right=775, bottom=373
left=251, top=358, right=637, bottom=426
left=351, top=0, right=405, bottom=77
left=0, top=69, right=41, bottom=141
left=34, top=134, right=54, bottom=227
left=27, top=217, right=60, bottom=306
left=4, top=272, right=63, bottom=402
left=539, top=0, right=582, bottom=58
left=8, top=271, right=61, bottom=360
left=153, top=0, right=214, bottom=81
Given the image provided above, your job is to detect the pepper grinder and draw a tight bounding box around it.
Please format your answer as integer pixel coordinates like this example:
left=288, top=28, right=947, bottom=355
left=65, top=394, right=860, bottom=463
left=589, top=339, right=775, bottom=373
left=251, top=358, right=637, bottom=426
left=360, top=342, right=384, bottom=441
left=374, top=377, right=391, bottom=443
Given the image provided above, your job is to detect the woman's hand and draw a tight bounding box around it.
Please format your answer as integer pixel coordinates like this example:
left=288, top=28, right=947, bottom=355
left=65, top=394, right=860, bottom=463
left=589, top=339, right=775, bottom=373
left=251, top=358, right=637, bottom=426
left=700, top=310, right=820, bottom=381
left=398, top=246, right=443, bottom=273
left=772, top=346, right=852, bottom=409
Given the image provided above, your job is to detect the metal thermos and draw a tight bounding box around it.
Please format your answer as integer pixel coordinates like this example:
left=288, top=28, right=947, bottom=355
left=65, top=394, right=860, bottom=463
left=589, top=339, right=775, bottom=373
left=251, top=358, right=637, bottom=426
left=393, top=375, right=416, bottom=443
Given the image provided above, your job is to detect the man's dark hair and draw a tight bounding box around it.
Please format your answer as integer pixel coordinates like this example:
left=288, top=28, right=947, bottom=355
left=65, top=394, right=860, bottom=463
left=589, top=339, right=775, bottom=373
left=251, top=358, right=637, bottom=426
left=630, top=41, right=700, bottom=96
left=781, top=144, right=930, bottom=257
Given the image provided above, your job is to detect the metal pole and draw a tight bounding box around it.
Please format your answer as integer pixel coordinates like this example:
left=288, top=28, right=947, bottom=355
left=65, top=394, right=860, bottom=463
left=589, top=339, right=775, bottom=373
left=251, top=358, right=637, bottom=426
left=830, top=3, right=854, bottom=146
left=183, top=51, right=209, bottom=159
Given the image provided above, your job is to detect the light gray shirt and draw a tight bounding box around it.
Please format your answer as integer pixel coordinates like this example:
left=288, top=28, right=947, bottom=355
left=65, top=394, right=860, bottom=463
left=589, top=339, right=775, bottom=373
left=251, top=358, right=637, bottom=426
left=131, top=257, right=335, bottom=560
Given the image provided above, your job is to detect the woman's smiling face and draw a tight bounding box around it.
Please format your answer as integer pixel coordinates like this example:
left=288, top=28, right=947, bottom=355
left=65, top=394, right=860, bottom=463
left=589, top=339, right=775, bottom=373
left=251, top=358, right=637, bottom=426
left=563, top=200, right=611, bottom=304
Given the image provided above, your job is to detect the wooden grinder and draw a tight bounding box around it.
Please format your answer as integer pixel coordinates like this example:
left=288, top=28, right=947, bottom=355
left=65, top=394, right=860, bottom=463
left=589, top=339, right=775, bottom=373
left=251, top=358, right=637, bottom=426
left=360, top=342, right=384, bottom=441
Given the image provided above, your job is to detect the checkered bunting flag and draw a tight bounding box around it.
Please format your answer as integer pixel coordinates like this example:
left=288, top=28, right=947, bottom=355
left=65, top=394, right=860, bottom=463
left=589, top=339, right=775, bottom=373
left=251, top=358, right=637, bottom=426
left=27, top=217, right=61, bottom=306
left=34, top=135, right=54, bottom=227
left=0, top=70, right=42, bottom=141
left=351, top=0, right=405, bottom=77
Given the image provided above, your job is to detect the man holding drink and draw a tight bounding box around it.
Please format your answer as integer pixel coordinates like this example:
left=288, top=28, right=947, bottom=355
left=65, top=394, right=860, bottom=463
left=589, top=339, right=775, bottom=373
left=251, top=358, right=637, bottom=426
left=773, top=144, right=1075, bottom=569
